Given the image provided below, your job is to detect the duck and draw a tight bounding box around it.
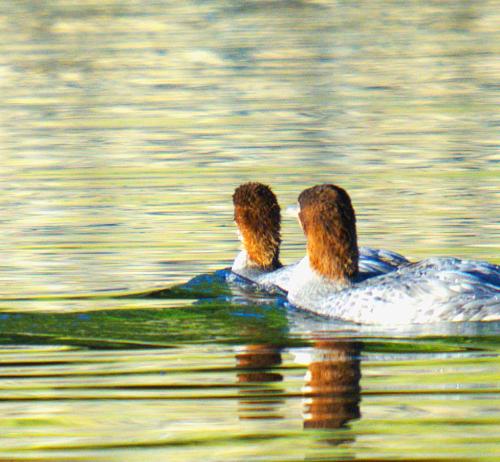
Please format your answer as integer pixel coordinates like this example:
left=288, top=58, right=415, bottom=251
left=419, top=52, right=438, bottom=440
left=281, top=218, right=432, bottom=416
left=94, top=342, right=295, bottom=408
left=230, top=182, right=409, bottom=292
left=286, top=184, right=500, bottom=324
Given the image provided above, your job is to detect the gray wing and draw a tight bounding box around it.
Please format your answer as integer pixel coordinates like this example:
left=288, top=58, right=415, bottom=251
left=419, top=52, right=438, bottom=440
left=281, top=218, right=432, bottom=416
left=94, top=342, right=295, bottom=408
left=358, top=246, right=409, bottom=276
left=409, top=257, right=500, bottom=287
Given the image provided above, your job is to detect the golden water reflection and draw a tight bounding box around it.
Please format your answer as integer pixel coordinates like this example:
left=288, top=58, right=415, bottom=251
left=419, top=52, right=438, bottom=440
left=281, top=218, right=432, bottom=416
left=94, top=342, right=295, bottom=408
left=0, top=0, right=498, bottom=298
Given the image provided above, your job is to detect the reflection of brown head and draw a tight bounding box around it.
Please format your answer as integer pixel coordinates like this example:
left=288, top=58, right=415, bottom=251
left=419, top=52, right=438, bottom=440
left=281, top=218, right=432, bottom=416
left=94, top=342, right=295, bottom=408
left=298, top=184, right=359, bottom=282
left=304, top=340, right=361, bottom=430
left=236, top=345, right=284, bottom=421
left=233, top=182, right=282, bottom=270
left=236, top=344, right=283, bottom=384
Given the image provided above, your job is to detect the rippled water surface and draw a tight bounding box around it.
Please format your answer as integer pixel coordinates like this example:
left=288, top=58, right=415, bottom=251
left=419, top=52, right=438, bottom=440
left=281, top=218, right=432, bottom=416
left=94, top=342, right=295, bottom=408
left=0, top=0, right=499, bottom=460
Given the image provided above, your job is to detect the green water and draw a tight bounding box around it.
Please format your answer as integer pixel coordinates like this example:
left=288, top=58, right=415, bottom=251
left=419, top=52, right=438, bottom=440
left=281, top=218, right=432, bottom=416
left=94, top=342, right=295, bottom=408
left=0, top=0, right=499, bottom=460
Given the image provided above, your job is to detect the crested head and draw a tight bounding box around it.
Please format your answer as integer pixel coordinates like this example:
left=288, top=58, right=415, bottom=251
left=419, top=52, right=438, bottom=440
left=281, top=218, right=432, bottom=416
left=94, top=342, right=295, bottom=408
left=298, top=184, right=359, bottom=283
left=232, top=182, right=282, bottom=270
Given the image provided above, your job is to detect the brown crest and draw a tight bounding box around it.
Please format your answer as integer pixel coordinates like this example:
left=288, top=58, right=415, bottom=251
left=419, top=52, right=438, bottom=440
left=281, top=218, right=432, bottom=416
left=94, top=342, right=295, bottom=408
left=298, top=184, right=359, bottom=282
left=233, top=182, right=282, bottom=270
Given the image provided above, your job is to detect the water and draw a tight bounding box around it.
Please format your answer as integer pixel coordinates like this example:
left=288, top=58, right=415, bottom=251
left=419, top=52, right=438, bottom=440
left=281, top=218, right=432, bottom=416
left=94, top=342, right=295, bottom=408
left=0, top=0, right=499, bottom=460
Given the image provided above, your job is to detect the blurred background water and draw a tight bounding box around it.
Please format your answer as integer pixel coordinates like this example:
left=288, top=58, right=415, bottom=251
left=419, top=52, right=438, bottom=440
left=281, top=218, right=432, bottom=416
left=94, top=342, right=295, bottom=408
left=0, top=1, right=499, bottom=460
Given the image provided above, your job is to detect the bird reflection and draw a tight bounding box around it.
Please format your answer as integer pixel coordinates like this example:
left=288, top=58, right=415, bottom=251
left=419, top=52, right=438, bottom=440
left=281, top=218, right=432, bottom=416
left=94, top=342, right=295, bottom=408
left=235, top=339, right=362, bottom=431
left=236, top=344, right=284, bottom=420
left=236, top=344, right=283, bottom=383
left=303, top=339, right=362, bottom=430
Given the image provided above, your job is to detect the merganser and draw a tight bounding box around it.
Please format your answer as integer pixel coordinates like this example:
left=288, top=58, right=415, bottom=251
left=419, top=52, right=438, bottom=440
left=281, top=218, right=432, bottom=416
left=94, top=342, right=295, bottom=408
left=230, top=182, right=409, bottom=292
left=287, top=184, right=500, bottom=324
